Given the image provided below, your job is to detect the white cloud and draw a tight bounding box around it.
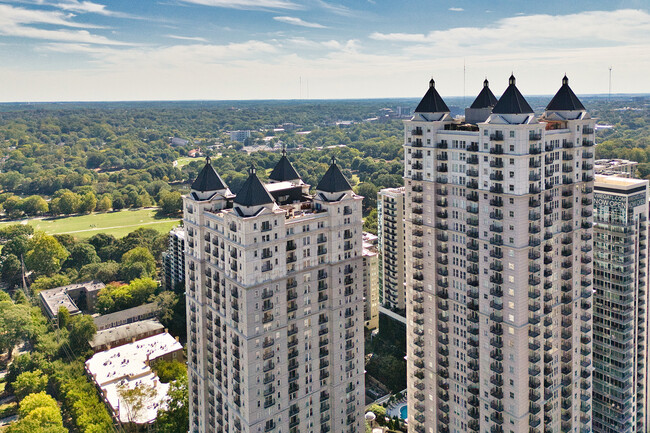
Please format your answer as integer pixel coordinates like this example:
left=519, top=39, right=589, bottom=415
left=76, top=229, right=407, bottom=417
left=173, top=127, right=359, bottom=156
left=448, top=7, right=464, bottom=12
left=273, top=16, right=326, bottom=28
left=53, top=0, right=141, bottom=18
left=179, top=0, right=300, bottom=10
left=2, top=9, right=650, bottom=101
left=316, top=0, right=353, bottom=16
left=371, top=9, right=650, bottom=51
left=0, top=4, right=130, bottom=45
left=369, top=32, right=426, bottom=42
left=166, top=34, right=208, bottom=42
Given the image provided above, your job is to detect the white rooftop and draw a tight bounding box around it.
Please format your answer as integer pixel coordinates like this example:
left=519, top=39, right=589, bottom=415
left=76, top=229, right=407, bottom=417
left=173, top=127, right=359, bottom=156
left=85, top=333, right=183, bottom=425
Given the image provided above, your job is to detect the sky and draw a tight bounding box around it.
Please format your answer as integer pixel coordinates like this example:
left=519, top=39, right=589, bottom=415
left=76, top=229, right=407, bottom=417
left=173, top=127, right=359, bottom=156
left=0, top=0, right=648, bottom=102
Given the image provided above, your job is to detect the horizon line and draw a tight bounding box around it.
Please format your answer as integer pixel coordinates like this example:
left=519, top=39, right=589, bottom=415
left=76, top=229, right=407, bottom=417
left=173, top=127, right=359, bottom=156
left=0, top=92, right=647, bottom=105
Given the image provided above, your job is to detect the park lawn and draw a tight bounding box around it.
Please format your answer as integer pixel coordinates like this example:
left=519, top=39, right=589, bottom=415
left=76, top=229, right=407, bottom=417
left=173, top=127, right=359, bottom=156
left=175, top=154, right=220, bottom=168
left=0, top=209, right=180, bottom=240
left=175, top=157, right=202, bottom=168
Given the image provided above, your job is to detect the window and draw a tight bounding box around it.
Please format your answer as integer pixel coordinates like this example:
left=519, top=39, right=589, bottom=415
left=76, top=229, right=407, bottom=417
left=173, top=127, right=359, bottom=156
left=509, top=131, right=515, bottom=138
left=509, top=172, right=514, bottom=178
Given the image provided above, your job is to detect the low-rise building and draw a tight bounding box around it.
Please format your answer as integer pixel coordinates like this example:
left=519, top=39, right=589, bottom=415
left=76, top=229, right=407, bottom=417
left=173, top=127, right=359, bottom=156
left=229, top=130, right=251, bottom=143
left=594, top=158, right=638, bottom=177
left=38, top=281, right=105, bottom=321
left=85, top=332, right=183, bottom=428
left=89, top=319, right=165, bottom=352
left=93, top=303, right=160, bottom=331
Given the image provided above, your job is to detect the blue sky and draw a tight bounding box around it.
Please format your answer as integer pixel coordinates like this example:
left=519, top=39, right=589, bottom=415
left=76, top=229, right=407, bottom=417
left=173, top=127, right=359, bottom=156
left=0, top=0, right=648, bottom=101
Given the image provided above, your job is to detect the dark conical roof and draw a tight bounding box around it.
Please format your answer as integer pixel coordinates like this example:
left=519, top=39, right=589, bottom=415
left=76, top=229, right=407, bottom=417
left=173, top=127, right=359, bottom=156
left=316, top=157, right=352, bottom=193
left=470, top=79, right=498, bottom=109
left=233, top=166, right=274, bottom=207
left=492, top=75, right=533, bottom=115
left=414, top=78, right=450, bottom=113
left=191, top=157, right=228, bottom=192
left=269, top=148, right=301, bottom=182
left=546, top=75, right=585, bottom=111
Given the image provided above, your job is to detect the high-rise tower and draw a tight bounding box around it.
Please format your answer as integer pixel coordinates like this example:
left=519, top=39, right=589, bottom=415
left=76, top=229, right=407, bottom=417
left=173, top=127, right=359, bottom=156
left=184, top=155, right=365, bottom=433
left=592, top=174, right=649, bottom=433
left=404, top=76, right=595, bottom=433
left=378, top=186, right=406, bottom=313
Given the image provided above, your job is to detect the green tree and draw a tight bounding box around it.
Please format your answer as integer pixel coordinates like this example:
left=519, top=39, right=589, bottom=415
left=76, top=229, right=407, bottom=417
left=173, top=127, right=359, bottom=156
left=2, top=235, right=31, bottom=259
left=57, top=306, right=71, bottom=329
left=1, top=254, right=23, bottom=288
left=155, top=375, right=188, bottom=433
left=30, top=274, right=70, bottom=293
left=25, top=233, right=69, bottom=277
left=14, top=369, right=48, bottom=400
left=151, top=359, right=186, bottom=383
left=68, top=314, right=97, bottom=351
left=19, top=196, right=48, bottom=216
left=65, top=243, right=100, bottom=270
left=96, top=195, right=112, bottom=212
left=79, top=192, right=97, bottom=214
left=57, top=191, right=81, bottom=215
left=0, top=300, right=31, bottom=359
left=121, top=247, right=156, bottom=280
left=153, top=290, right=179, bottom=326
left=78, top=261, right=120, bottom=283
left=17, top=391, right=58, bottom=418
left=117, top=381, right=158, bottom=432
left=158, top=190, right=182, bottom=215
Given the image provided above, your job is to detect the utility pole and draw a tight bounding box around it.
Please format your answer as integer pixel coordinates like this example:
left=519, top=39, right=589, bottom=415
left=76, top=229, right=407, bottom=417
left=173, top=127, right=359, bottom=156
left=608, top=66, right=612, bottom=101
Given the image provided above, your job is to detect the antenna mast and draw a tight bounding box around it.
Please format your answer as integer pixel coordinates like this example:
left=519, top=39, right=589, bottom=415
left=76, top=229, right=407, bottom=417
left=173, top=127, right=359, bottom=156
left=608, top=66, right=612, bottom=101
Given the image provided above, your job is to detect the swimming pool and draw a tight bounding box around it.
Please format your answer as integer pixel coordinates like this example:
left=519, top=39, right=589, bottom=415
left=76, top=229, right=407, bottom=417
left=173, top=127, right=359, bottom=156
left=399, top=404, right=408, bottom=420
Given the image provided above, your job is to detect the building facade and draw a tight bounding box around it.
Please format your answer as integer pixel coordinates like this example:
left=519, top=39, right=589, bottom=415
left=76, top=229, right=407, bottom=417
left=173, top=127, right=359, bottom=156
left=403, top=76, right=595, bottom=433
left=592, top=175, right=649, bottom=433
left=362, top=232, right=380, bottom=331
left=183, top=153, right=365, bottom=433
left=162, top=225, right=186, bottom=291
left=378, top=187, right=406, bottom=313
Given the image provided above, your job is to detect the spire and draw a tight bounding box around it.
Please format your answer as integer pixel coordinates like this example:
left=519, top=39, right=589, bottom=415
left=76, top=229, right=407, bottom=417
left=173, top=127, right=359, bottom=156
left=233, top=165, right=274, bottom=207
left=269, top=145, right=301, bottom=182
left=492, top=74, right=533, bottom=115
left=191, top=156, right=228, bottom=192
left=470, top=78, right=498, bottom=109
left=546, top=75, right=585, bottom=112
left=415, top=77, right=450, bottom=114
left=316, top=157, right=352, bottom=193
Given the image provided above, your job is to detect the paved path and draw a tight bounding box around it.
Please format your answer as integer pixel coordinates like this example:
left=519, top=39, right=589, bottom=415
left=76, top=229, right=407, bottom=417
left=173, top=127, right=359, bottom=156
left=55, top=220, right=175, bottom=235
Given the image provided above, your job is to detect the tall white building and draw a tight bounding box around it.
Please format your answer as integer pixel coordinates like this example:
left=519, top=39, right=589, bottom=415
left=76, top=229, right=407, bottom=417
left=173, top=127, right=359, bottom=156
left=403, top=75, right=595, bottom=433
left=183, top=152, right=365, bottom=433
left=592, top=175, right=649, bottom=433
left=378, top=187, right=406, bottom=313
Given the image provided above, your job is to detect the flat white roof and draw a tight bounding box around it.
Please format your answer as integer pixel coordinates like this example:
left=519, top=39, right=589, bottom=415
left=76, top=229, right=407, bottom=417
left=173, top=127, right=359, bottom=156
left=85, top=332, right=182, bottom=425
left=86, top=332, right=182, bottom=387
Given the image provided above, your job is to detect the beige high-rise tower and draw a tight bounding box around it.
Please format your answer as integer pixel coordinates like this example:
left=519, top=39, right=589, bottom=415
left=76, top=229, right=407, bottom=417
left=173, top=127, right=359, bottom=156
left=184, top=152, right=365, bottom=433
left=404, top=76, right=595, bottom=433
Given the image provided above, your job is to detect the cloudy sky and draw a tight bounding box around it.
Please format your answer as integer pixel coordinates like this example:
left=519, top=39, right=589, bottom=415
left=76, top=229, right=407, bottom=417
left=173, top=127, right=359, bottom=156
left=0, top=0, right=648, bottom=102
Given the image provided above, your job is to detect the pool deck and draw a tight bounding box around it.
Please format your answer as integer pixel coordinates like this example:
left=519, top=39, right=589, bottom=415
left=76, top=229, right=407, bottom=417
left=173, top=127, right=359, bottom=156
left=387, top=402, right=408, bottom=419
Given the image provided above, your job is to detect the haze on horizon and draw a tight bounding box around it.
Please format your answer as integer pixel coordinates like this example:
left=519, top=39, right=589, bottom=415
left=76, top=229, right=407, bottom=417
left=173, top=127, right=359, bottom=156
left=0, top=0, right=648, bottom=102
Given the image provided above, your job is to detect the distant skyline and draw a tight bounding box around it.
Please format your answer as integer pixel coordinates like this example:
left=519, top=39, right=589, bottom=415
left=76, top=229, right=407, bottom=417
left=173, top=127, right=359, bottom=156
left=0, top=0, right=648, bottom=102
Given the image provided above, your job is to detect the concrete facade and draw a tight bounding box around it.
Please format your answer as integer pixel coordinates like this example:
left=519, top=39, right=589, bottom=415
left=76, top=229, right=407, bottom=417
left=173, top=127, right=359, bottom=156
left=378, top=187, right=406, bottom=313
left=184, top=160, right=365, bottom=433
left=404, top=76, right=595, bottom=433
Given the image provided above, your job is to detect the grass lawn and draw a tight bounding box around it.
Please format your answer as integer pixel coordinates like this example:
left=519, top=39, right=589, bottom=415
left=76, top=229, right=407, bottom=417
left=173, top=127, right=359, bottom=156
left=175, top=154, right=220, bottom=169
left=0, top=209, right=180, bottom=240
left=174, top=157, right=202, bottom=168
